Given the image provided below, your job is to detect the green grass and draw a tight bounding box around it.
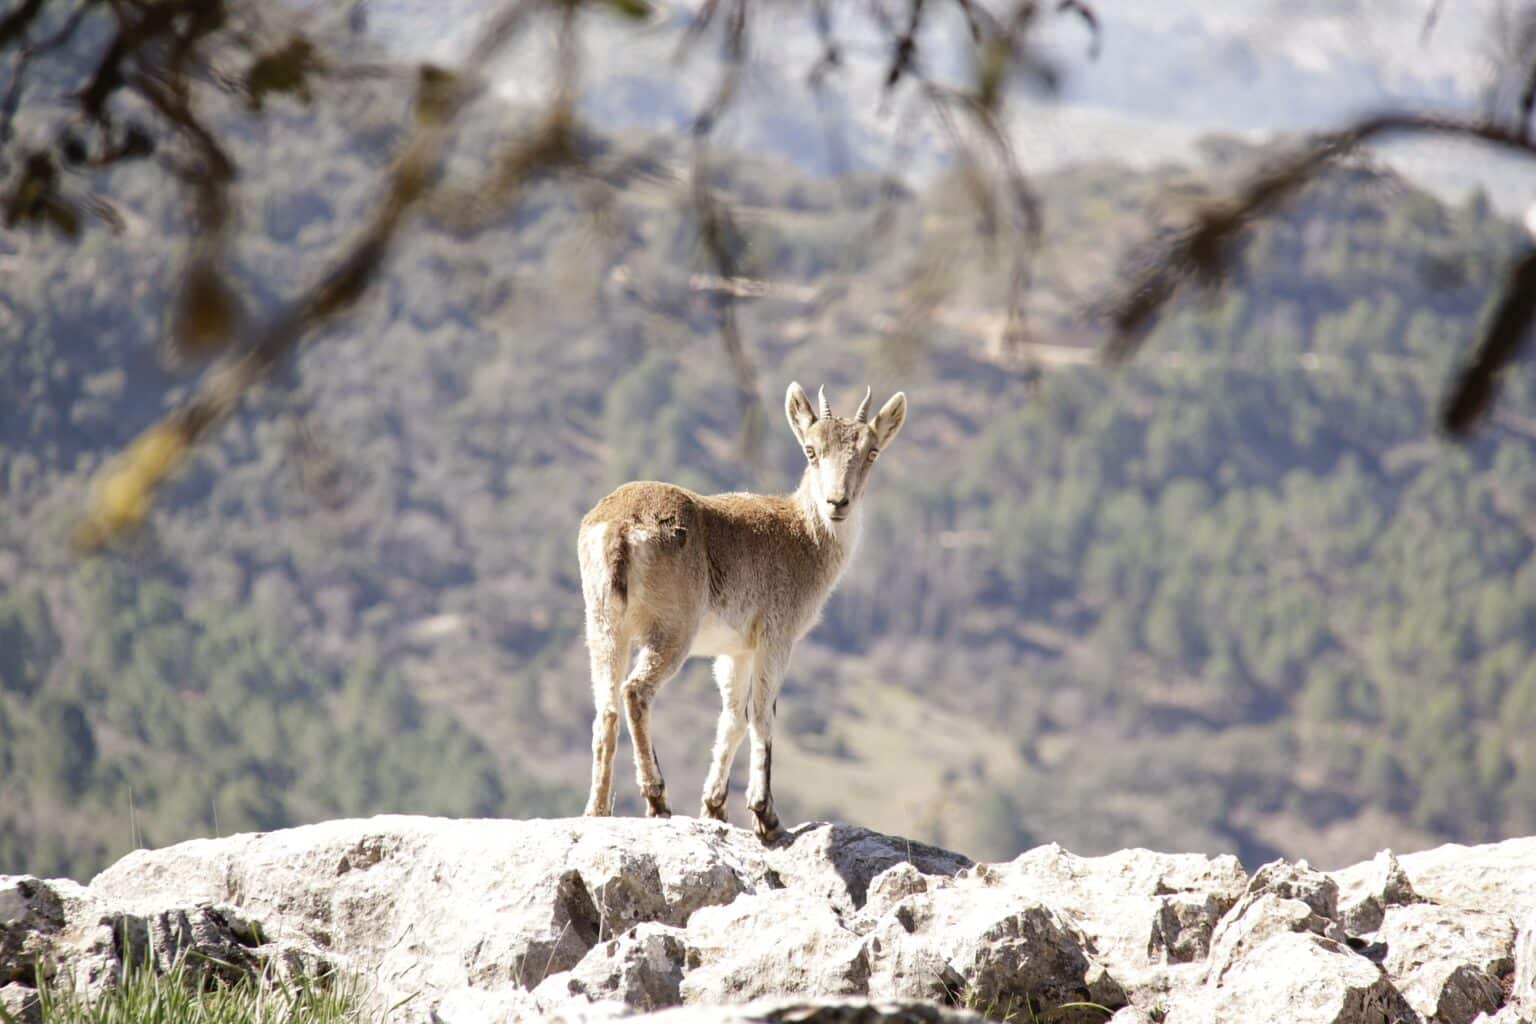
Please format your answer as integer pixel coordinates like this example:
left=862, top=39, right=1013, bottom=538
left=0, top=945, right=403, bottom=1024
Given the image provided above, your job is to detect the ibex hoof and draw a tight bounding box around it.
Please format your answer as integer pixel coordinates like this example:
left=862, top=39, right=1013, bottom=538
left=701, top=799, right=728, bottom=822
left=645, top=795, right=672, bottom=818
left=752, top=809, right=782, bottom=843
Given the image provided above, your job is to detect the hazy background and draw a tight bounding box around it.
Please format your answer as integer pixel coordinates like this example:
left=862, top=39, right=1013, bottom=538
left=3, top=0, right=1535, bottom=880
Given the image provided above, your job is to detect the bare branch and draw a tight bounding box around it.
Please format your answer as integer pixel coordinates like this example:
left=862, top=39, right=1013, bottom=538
left=1441, top=246, right=1536, bottom=437
left=1102, top=112, right=1536, bottom=386
left=73, top=1, right=551, bottom=550
left=1420, top=0, right=1447, bottom=43
left=684, top=0, right=763, bottom=460
left=0, top=0, right=47, bottom=52
left=1055, top=0, right=1100, bottom=59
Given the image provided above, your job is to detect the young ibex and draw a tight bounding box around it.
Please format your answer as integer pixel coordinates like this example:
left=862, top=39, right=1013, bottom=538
left=578, top=382, right=907, bottom=841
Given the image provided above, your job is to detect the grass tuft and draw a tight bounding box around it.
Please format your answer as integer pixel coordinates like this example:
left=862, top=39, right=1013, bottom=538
left=956, top=986, right=1117, bottom=1023
left=2, top=945, right=393, bottom=1024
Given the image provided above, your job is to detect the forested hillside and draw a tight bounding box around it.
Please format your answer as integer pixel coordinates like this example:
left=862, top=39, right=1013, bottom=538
left=2, top=40, right=1533, bottom=879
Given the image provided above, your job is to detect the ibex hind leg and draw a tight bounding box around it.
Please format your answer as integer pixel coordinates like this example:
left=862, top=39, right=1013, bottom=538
left=621, top=638, right=688, bottom=818
left=582, top=612, right=628, bottom=817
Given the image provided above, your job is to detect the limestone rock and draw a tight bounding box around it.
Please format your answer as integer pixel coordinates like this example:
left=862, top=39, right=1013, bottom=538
left=1, top=878, right=64, bottom=986
left=109, top=904, right=303, bottom=985
left=92, top=815, right=760, bottom=1014
left=995, top=844, right=1247, bottom=1004
left=1363, top=838, right=1536, bottom=921
left=0, top=983, right=40, bottom=1024
left=78, top=816, right=975, bottom=1021
left=536, top=922, right=688, bottom=1012
left=1207, top=890, right=1342, bottom=986
left=863, top=862, right=931, bottom=915
left=8, top=816, right=1536, bottom=1024
left=428, top=985, right=545, bottom=1024
left=1511, top=908, right=1536, bottom=1013
left=629, top=998, right=989, bottom=1023
left=1336, top=851, right=1421, bottom=935
left=1374, top=904, right=1514, bottom=1024
left=1241, top=859, right=1341, bottom=921
left=0, top=877, right=96, bottom=988
left=1172, top=931, right=1413, bottom=1024
left=764, top=825, right=971, bottom=912
left=1378, top=904, right=1514, bottom=976
left=0, top=874, right=335, bottom=1013
left=862, top=884, right=1124, bottom=1019
left=1202, top=856, right=1358, bottom=990
left=1399, top=962, right=1507, bottom=1024
left=681, top=889, right=870, bottom=1004
left=1467, top=1006, right=1528, bottom=1024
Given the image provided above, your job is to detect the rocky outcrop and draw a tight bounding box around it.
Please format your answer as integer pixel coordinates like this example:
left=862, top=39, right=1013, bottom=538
left=2, top=816, right=1534, bottom=1024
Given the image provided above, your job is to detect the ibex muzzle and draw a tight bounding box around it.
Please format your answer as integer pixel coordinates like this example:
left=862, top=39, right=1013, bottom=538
left=577, top=382, right=908, bottom=841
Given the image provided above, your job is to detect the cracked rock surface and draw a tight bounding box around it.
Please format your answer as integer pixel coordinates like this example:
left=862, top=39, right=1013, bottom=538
left=4, top=816, right=1536, bottom=1023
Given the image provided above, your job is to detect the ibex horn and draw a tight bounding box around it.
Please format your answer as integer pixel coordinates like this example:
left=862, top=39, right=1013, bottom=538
left=818, top=386, right=832, bottom=420
left=854, top=386, right=873, bottom=423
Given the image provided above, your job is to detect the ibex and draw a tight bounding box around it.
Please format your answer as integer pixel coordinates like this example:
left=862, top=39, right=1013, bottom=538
left=578, top=383, right=907, bottom=841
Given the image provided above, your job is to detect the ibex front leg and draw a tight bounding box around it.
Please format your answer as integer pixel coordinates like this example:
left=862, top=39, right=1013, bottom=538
left=746, top=648, right=788, bottom=842
left=701, top=653, right=752, bottom=821
left=622, top=637, right=687, bottom=818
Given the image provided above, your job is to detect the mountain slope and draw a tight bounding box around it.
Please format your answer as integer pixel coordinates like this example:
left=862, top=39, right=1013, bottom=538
left=1, top=34, right=1534, bottom=877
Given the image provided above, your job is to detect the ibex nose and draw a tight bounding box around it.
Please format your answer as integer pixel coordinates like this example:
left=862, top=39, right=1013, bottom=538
left=827, top=497, right=849, bottom=510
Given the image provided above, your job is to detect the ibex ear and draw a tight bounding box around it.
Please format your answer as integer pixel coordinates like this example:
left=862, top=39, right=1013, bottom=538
left=785, top=382, right=817, bottom=445
left=870, top=392, right=907, bottom=447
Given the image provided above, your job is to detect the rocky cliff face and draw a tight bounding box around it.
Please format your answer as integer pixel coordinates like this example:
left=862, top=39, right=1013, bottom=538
left=2, top=816, right=1533, bottom=1023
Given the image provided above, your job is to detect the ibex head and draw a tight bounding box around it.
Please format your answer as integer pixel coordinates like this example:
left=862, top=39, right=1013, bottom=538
left=785, top=382, right=907, bottom=526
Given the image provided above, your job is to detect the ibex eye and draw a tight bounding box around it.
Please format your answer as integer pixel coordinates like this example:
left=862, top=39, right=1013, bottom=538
left=805, top=447, right=817, bottom=461
left=868, top=449, right=879, bottom=462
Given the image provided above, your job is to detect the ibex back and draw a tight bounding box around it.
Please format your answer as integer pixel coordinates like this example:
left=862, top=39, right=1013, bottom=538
left=578, top=382, right=907, bottom=840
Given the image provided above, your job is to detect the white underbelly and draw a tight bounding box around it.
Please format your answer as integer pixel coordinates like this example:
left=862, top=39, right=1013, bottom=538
left=689, top=612, right=753, bottom=657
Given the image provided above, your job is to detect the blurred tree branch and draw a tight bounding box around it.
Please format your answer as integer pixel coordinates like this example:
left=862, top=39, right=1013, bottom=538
left=64, top=0, right=570, bottom=549
left=1101, top=112, right=1536, bottom=438
left=1, top=0, right=1532, bottom=549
